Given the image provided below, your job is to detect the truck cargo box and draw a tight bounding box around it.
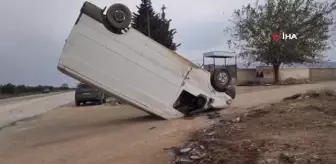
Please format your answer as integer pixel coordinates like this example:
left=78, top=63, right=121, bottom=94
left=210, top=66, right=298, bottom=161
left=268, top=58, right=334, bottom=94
left=58, top=2, right=234, bottom=119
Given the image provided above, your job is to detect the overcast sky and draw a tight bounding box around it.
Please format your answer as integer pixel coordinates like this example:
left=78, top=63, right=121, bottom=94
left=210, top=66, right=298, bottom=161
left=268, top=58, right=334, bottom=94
left=0, top=0, right=335, bottom=86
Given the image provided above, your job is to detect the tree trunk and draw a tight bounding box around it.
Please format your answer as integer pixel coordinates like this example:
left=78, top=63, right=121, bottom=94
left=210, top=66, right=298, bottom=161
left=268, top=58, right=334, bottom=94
left=273, top=64, right=280, bottom=84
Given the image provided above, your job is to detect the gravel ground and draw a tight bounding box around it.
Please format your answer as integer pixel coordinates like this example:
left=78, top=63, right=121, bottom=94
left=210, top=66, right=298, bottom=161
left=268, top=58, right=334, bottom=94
left=172, top=89, right=336, bottom=164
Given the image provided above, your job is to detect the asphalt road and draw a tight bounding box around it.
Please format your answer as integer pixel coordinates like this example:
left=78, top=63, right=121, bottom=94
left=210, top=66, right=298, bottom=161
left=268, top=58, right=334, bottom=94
left=0, top=92, right=65, bottom=105
left=0, top=92, right=74, bottom=128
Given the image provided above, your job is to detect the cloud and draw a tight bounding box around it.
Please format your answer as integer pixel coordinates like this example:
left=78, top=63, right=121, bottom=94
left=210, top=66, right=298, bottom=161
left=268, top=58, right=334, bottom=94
left=0, top=0, right=81, bottom=86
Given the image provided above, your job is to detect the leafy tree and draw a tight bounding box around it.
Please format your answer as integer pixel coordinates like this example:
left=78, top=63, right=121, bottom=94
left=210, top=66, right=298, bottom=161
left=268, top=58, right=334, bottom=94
left=132, top=0, right=156, bottom=37
left=16, top=85, right=27, bottom=93
left=0, top=83, right=62, bottom=95
left=157, top=5, right=181, bottom=50
left=226, top=0, right=336, bottom=83
left=132, top=0, right=180, bottom=50
left=1, top=83, right=15, bottom=94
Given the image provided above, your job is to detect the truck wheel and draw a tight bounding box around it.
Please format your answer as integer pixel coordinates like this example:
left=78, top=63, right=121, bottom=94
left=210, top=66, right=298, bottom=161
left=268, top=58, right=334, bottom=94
left=210, top=68, right=232, bottom=92
left=96, top=100, right=103, bottom=105
left=106, top=3, right=132, bottom=29
left=102, top=94, right=106, bottom=103
left=225, top=85, right=236, bottom=99
left=97, top=96, right=104, bottom=105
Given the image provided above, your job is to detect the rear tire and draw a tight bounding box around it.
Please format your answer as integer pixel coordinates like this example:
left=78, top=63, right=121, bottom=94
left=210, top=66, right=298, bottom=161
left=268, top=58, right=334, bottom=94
left=101, top=94, right=106, bottom=103
left=97, top=98, right=103, bottom=105
left=96, top=101, right=102, bottom=105
left=75, top=101, right=80, bottom=106
left=210, top=68, right=232, bottom=92
left=106, top=3, right=132, bottom=29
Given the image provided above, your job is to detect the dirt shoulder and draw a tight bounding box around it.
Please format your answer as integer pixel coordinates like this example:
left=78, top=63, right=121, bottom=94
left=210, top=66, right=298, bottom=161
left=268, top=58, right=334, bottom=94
left=0, top=82, right=336, bottom=164
left=0, top=91, right=74, bottom=129
left=0, top=91, right=70, bottom=105
left=173, top=90, right=336, bottom=164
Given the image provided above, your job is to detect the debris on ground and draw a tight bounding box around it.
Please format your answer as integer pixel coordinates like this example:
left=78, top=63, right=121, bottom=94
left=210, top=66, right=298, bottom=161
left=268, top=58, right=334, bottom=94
left=232, top=116, right=241, bottom=123
left=149, top=126, right=156, bottom=130
left=184, top=110, right=222, bottom=120
left=108, top=98, right=124, bottom=105
left=283, top=88, right=336, bottom=101
left=171, top=89, right=336, bottom=164
left=179, top=148, right=192, bottom=153
left=206, top=112, right=221, bottom=119
left=282, top=93, right=302, bottom=100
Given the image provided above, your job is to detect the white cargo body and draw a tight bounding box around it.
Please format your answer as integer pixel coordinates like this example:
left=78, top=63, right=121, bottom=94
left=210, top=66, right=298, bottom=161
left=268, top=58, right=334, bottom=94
left=58, top=2, right=234, bottom=119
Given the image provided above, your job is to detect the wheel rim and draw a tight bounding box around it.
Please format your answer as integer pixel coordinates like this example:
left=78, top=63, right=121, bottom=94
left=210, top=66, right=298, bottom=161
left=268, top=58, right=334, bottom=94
left=114, top=10, right=126, bottom=22
left=218, top=72, right=228, bottom=85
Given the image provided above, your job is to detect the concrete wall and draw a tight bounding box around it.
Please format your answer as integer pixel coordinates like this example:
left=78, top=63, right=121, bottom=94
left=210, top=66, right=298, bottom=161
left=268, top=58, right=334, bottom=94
left=259, top=68, right=310, bottom=84
left=310, top=68, right=336, bottom=81
left=235, top=68, right=336, bottom=85
left=236, top=68, right=310, bottom=85
left=260, top=67, right=274, bottom=83
left=279, top=68, right=310, bottom=80
left=236, top=69, right=256, bottom=85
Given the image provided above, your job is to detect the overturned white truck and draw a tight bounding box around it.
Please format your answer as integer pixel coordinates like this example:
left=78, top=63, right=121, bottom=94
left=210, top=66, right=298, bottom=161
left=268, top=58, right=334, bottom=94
left=58, top=2, right=235, bottom=119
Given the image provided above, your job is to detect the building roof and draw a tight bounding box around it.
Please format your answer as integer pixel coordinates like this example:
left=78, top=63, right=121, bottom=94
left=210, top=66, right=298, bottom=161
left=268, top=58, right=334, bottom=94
left=203, top=51, right=236, bottom=58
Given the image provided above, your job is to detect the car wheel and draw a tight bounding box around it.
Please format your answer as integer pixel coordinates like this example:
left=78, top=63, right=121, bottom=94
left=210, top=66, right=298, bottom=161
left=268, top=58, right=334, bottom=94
left=106, top=3, right=132, bottom=30
left=75, top=101, right=80, bottom=106
left=210, top=68, right=232, bottom=92
left=96, top=100, right=103, bottom=105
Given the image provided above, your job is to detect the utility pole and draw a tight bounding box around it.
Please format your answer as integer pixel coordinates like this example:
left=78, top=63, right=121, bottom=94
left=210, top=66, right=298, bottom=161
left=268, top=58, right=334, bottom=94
left=146, top=6, right=151, bottom=37
left=161, top=5, right=166, bottom=19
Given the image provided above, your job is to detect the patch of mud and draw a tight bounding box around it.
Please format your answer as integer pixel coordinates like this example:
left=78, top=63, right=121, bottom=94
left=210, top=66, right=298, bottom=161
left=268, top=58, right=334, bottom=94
left=171, top=90, right=336, bottom=164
